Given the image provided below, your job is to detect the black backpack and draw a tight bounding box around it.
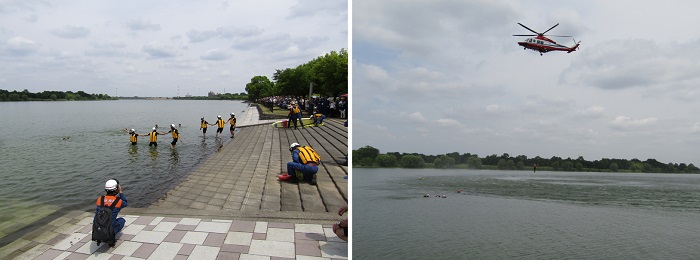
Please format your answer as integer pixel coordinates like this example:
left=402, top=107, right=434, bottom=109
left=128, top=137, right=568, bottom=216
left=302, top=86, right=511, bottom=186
left=92, top=196, right=120, bottom=247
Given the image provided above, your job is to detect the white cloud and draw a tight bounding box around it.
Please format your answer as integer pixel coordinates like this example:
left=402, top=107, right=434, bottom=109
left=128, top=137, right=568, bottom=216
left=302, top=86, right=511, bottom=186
left=141, top=43, right=178, bottom=58
left=404, top=112, right=427, bottom=123
left=436, top=118, right=463, bottom=127
left=200, top=48, right=230, bottom=61
left=609, top=116, right=658, bottom=130
left=692, top=122, right=700, bottom=133
left=484, top=104, right=511, bottom=115
left=4, top=36, right=38, bottom=56
left=51, top=25, right=90, bottom=39
left=574, top=106, right=604, bottom=117
left=124, top=19, right=161, bottom=31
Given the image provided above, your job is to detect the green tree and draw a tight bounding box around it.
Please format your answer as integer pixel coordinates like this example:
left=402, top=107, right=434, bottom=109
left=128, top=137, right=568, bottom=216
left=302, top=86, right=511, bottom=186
left=466, top=156, right=482, bottom=169
left=310, top=49, right=348, bottom=98
left=551, top=161, right=560, bottom=170
left=497, top=159, right=507, bottom=169
left=400, top=155, right=425, bottom=168
left=355, top=146, right=380, bottom=161
left=0, top=93, right=7, bottom=101
left=433, top=155, right=455, bottom=168
left=506, top=160, right=515, bottom=170
left=273, top=66, right=310, bottom=97
left=376, top=154, right=398, bottom=167
left=610, top=163, right=619, bottom=172
left=245, top=76, right=273, bottom=101
left=50, top=94, right=57, bottom=101
left=359, top=157, right=374, bottom=167
left=8, top=93, right=20, bottom=101
left=516, top=161, right=525, bottom=170
left=21, top=94, right=29, bottom=101
left=562, top=161, right=573, bottom=171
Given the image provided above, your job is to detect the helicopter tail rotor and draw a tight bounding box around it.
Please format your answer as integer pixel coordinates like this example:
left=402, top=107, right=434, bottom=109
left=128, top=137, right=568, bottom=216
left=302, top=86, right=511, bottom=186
left=568, top=39, right=581, bottom=53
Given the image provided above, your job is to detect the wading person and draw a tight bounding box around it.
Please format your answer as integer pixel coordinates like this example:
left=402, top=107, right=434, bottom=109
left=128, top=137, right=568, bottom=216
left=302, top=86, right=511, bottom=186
left=148, top=127, right=168, bottom=147
left=168, top=124, right=181, bottom=149
left=92, top=179, right=128, bottom=247
left=228, top=113, right=237, bottom=139
left=279, top=143, right=320, bottom=185
left=124, top=129, right=145, bottom=145
left=214, top=115, right=225, bottom=139
left=200, top=117, right=209, bottom=138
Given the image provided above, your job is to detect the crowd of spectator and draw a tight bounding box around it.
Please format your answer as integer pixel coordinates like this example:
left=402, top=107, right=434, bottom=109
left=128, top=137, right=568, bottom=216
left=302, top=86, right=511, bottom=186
left=258, top=95, right=347, bottom=119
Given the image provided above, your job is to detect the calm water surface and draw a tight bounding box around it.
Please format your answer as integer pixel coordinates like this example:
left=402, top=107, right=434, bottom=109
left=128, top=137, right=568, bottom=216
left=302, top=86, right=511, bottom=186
left=354, top=168, right=700, bottom=259
left=0, top=100, right=247, bottom=241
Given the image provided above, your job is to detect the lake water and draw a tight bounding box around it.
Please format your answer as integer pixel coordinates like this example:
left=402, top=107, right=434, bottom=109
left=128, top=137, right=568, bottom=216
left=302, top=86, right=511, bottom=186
left=0, top=100, right=247, bottom=242
left=354, top=168, right=700, bottom=259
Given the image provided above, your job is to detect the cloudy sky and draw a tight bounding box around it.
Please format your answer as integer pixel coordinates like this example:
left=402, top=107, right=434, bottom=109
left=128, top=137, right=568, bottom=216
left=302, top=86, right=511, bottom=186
left=353, top=0, right=700, bottom=165
left=0, top=0, right=347, bottom=97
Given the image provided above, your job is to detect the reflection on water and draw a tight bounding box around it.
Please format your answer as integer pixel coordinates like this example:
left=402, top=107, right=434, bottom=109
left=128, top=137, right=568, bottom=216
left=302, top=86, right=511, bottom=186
left=170, top=149, right=180, bottom=163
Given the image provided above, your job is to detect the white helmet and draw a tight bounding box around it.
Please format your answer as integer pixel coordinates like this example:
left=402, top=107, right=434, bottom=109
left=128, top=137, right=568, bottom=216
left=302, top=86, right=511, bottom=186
left=230, top=112, right=235, bottom=116
left=289, top=142, right=300, bottom=151
left=152, top=127, right=156, bottom=131
left=217, top=115, right=221, bottom=118
left=130, top=129, right=135, bottom=133
left=105, top=179, right=118, bottom=191
left=171, top=124, right=176, bottom=128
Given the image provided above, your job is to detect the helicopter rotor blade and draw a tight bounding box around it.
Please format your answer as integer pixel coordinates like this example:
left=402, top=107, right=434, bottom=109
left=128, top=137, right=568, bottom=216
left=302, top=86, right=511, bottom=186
left=545, top=35, right=572, bottom=37
left=517, top=23, right=539, bottom=35
left=512, top=34, right=537, bottom=37
left=542, top=23, right=559, bottom=34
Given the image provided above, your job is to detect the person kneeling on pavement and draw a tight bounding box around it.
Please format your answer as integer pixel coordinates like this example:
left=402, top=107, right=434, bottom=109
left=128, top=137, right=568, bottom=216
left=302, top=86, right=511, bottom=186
left=92, top=179, right=128, bottom=247
left=279, top=143, right=320, bottom=185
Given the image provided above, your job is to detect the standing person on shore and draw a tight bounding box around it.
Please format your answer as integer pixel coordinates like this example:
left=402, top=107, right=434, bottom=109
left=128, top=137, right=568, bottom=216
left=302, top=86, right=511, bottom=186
left=148, top=127, right=168, bottom=147
left=92, top=179, right=127, bottom=247
left=214, top=115, right=226, bottom=139
left=339, top=100, right=346, bottom=119
left=279, top=143, right=320, bottom=185
left=200, top=117, right=210, bottom=138
left=291, top=103, right=305, bottom=129
left=167, top=124, right=181, bottom=149
left=228, top=113, right=237, bottom=139
left=329, top=98, right=337, bottom=118
left=285, top=104, right=293, bottom=129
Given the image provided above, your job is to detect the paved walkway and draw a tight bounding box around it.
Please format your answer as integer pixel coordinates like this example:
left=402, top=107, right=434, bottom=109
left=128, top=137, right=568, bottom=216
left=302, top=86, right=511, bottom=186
left=4, top=104, right=349, bottom=259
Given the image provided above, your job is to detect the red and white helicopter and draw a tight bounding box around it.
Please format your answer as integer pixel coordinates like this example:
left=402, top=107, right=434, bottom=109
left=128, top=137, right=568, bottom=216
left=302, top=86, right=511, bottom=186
left=513, top=23, right=580, bottom=56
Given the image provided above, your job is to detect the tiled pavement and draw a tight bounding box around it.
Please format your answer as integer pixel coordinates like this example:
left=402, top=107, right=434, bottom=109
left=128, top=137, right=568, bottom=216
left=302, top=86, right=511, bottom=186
left=4, top=104, right=349, bottom=259
left=27, top=214, right=347, bottom=259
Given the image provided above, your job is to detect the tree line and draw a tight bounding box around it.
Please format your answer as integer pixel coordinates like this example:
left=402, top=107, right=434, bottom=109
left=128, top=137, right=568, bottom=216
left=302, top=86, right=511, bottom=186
left=245, top=49, right=348, bottom=100
left=0, top=89, right=114, bottom=101
left=173, top=93, right=248, bottom=100
left=353, top=145, right=700, bottom=174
